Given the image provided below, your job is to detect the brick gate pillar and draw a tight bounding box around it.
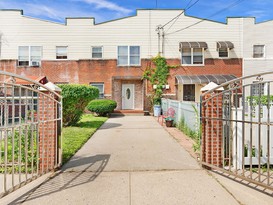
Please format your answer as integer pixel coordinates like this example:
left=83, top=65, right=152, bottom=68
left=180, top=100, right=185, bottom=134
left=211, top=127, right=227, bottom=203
left=38, top=82, right=61, bottom=173
left=201, top=83, right=223, bottom=168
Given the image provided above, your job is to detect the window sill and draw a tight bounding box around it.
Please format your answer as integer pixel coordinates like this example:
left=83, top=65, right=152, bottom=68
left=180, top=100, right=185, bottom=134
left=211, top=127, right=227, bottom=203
left=117, top=64, right=141, bottom=67
left=181, top=64, right=205, bottom=66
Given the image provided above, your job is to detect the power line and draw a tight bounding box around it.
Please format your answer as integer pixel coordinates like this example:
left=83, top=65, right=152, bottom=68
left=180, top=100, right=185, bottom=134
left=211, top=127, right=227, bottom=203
left=165, top=0, right=246, bottom=36
left=161, top=0, right=200, bottom=29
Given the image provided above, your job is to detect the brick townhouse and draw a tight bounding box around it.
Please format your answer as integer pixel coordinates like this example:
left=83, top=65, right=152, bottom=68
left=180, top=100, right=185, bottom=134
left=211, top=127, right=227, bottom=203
left=2, top=8, right=265, bottom=111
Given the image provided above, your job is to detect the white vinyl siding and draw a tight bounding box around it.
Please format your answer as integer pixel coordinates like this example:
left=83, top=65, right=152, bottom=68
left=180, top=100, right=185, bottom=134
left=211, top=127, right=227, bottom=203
left=56, top=46, right=67, bottom=59
left=18, top=46, right=42, bottom=66
left=181, top=48, right=204, bottom=65
left=253, top=45, right=265, bottom=58
left=0, top=10, right=243, bottom=60
left=92, top=46, right=103, bottom=59
left=118, top=46, right=140, bottom=66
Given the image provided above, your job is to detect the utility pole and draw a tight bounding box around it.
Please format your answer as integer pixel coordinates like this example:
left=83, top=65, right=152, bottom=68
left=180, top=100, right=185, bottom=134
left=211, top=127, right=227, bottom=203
left=156, top=25, right=164, bottom=56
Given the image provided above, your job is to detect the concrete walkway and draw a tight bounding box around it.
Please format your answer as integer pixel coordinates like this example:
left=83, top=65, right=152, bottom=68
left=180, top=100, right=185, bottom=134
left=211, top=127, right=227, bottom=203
left=1, top=116, right=272, bottom=204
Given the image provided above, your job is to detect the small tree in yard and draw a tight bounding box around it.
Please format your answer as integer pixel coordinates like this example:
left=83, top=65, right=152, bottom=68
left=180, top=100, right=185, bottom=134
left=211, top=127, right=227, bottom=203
left=142, top=55, right=176, bottom=105
left=58, top=84, right=99, bottom=126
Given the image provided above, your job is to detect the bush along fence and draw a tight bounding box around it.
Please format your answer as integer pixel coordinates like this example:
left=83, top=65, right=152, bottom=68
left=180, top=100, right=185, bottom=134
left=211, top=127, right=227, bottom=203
left=161, top=98, right=201, bottom=150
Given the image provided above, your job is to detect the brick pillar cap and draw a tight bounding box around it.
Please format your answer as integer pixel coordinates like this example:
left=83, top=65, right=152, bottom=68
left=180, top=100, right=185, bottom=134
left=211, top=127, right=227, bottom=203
left=39, top=82, right=62, bottom=92
left=200, top=82, right=224, bottom=92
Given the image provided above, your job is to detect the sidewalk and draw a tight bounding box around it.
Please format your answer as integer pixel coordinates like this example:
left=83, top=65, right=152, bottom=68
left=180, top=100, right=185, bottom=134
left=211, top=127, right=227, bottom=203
left=1, top=116, right=272, bottom=204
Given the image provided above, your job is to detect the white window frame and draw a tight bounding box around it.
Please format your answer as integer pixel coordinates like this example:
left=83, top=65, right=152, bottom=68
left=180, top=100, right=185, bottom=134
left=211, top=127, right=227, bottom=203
left=117, top=46, right=141, bottom=66
left=18, top=46, right=42, bottom=67
left=218, top=47, right=229, bottom=58
left=181, top=48, right=204, bottom=66
left=90, top=82, right=104, bottom=98
left=253, top=45, right=265, bottom=58
left=251, top=82, right=265, bottom=97
left=91, top=46, right=103, bottom=59
left=56, top=46, right=68, bottom=59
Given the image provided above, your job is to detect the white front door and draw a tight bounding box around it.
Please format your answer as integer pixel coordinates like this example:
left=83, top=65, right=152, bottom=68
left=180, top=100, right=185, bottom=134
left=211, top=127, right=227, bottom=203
left=122, top=84, right=134, bottom=109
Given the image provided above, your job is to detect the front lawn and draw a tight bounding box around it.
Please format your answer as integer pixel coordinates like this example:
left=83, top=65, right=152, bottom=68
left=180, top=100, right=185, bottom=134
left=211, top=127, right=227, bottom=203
left=62, top=114, right=107, bottom=164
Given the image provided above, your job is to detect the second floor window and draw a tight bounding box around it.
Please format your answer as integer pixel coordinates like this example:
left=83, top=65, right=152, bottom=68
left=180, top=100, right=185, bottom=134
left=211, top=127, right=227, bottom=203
left=218, top=48, right=228, bottom=58
left=253, top=45, right=265, bottom=58
left=92, top=46, right=103, bottom=59
left=56, top=46, right=68, bottom=59
left=18, top=46, right=42, bottom=67
left=118, top=46, right=140, bottom=66
left=181, top=48, right=204, bottom=65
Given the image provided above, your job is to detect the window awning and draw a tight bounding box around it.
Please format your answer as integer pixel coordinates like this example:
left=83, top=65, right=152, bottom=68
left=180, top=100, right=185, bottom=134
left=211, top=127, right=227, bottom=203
left=179, top=42, right=208, bottom=51
left=175, top=74, right=237, bottom=85
left=217, top=41, right=234, bottom=49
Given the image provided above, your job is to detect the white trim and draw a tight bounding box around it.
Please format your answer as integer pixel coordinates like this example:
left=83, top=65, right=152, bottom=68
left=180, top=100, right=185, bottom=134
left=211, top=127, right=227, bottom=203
left=18, top=45, right=42, bottom=67
left=181, top=47, right=204, bottom=66
left=56, top=46, right=68, bottom=60
left=253, top=44, right=265, bottom=58
left=91, top=46, right=103, bottom=59
left=117, top=45, right=141, bottom=66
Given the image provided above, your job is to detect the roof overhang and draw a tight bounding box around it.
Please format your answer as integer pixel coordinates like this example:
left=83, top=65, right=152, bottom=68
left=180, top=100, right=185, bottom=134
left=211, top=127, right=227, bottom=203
left=179, top=42, right=208, bottom=51
left=217, top=41, right=234, bottom=49
left=175, top=74, right=237, bottom=85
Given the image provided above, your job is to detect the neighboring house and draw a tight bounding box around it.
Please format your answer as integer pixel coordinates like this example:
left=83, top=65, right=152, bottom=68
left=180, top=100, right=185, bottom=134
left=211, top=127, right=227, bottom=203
left=0, top=9, right=245, bottom=110
left=242, top=18, right=273, bottom=97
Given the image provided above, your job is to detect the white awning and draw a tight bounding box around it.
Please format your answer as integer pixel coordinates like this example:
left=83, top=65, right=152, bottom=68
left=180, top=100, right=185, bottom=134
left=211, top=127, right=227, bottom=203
left=175, top=74, right=237, bottom=85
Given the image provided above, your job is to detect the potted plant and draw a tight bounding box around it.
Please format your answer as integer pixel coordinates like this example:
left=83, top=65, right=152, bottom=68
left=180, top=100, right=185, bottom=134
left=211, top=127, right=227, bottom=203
left=165, top=116, right=174, bottom=127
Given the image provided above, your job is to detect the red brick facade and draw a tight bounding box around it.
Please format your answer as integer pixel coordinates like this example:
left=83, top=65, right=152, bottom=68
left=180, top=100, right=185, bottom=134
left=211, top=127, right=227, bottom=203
left=201, top=91, right=223, bottom=167
left=0, top=58, right=242, bottom=110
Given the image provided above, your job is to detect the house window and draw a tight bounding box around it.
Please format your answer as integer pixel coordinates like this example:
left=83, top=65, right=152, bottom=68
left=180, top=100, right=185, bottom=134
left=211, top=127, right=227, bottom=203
left=183, top=84, right=195, bottom=101
left=181, top=48, right=204, bottom=65
left=253, top=45, right=265, bottom=58
left=251, top=83, right=265, bottom=96
left=118, top=46, right=140, bottom=66
left=56, top=46, right=67, bottom=59
left=218, top=48, right=228, bottom=58
left=92, top=46, right=103, bottom=59
left=90, top=83, right=104, bottom=98
left=18, top=46, right=42, bottom=66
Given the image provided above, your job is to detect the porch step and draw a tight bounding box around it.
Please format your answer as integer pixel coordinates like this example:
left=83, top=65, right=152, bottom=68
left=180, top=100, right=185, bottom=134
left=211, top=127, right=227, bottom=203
left=111, top=110, right=148, bottom=116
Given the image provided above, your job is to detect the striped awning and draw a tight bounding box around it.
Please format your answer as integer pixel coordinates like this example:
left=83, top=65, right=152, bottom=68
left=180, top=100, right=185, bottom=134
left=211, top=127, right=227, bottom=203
left=175, top=74, right=237, bottom=85
left=179, top=42, right=208, bottom=51
left=217, top=41, right=234, bottom=49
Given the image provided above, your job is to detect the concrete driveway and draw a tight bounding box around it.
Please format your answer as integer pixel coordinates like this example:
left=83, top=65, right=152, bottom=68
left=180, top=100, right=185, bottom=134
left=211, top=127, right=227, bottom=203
left=2, top=116, right=272, bottom=205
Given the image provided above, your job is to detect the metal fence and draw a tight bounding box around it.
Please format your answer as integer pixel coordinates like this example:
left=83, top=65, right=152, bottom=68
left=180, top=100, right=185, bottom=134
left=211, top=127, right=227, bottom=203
left=0, top=71, right=62, bottom=198
left=201, top=72, right=273, bottom=191
left=161, top=98, right=200, bottom=131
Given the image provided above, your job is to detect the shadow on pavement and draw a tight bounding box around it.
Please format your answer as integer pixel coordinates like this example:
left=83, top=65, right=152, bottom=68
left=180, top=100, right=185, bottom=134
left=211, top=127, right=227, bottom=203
left=9, top=154, right=110, bottom=204
left=99, top=122, right=122, bottom=129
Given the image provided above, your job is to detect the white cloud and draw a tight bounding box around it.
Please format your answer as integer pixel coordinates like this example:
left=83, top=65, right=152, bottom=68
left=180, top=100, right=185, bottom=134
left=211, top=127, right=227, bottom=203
left=73, top=0, right=132, bottom=14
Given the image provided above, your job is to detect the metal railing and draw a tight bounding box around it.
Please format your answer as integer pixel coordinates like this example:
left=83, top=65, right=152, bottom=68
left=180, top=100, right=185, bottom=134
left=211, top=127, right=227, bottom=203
left=0, top=71, right=62, bottom=198
left=201, top=71, right=273, bottom=191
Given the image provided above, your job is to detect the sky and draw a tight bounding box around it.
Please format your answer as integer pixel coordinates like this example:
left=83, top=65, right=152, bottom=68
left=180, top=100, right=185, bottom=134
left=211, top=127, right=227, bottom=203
left=0, top=0, right=273, bottom=24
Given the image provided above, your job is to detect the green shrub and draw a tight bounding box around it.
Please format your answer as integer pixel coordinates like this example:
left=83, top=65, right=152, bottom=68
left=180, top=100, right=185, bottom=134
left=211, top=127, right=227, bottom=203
left=58, top=84, right=99, bottom=126
left=87, top=99, right=117, bottom=116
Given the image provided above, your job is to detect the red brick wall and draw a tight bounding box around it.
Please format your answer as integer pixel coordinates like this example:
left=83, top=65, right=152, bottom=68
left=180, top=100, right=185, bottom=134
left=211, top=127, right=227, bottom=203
left=0, top=58, right=242, bottom=110
left=201, top=91, right=223, bottom=167
left=38, top=91, right=59, bottom=173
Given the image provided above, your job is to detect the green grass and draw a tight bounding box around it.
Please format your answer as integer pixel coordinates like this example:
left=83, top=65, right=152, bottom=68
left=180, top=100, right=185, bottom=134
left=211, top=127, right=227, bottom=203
left=62, top=114, right=107, bottom=164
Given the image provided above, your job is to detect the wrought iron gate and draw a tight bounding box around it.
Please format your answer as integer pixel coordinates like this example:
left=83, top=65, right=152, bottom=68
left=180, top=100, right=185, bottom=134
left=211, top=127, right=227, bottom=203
left=0, top=71, right=62, bottom=198
left=201, top=72, right=273, bottom=191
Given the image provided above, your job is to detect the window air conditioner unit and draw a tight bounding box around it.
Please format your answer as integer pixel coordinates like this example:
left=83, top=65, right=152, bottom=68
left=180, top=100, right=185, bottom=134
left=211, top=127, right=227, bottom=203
left=31, top=61, right=40, bottom=67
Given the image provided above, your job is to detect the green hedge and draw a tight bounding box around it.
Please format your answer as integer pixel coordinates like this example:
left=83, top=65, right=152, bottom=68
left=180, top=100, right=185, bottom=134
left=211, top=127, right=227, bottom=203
left=87, top=99, right=117, bottom=116
left=58, top=84, right=99, bottom=126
